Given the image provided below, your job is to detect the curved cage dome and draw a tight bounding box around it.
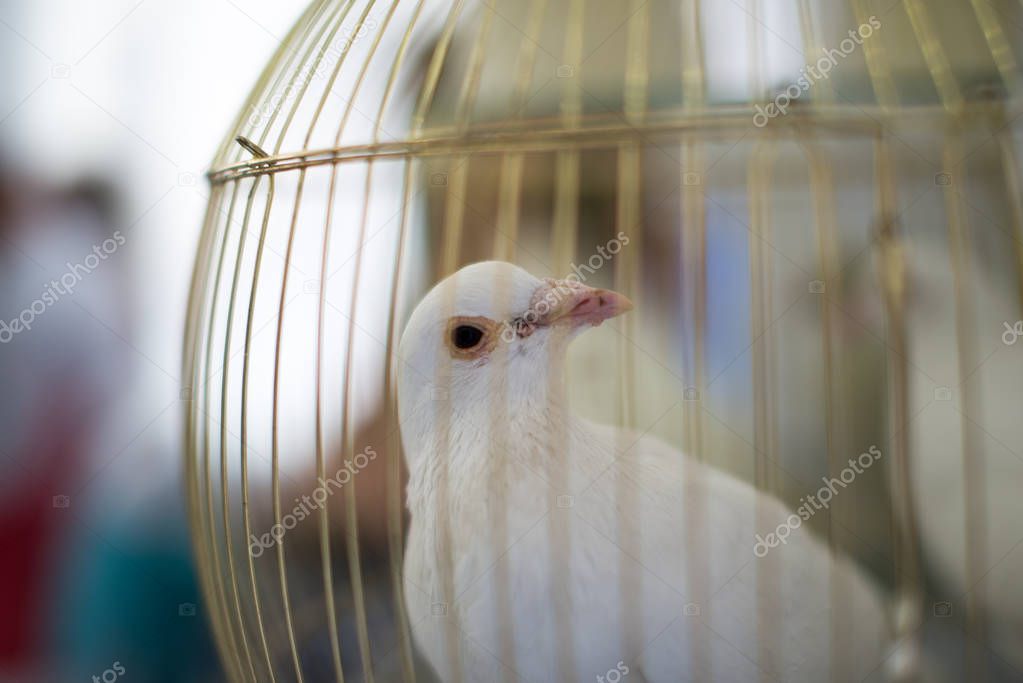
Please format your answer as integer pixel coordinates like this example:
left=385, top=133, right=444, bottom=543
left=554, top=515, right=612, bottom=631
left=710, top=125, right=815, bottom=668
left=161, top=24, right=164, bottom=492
left=185, top=1, right=1023, bottom=681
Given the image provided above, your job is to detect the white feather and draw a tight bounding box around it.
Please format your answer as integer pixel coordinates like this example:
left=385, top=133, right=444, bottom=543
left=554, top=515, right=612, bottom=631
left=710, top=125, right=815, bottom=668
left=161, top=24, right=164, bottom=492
left=398, top=262, right=892, bottom=683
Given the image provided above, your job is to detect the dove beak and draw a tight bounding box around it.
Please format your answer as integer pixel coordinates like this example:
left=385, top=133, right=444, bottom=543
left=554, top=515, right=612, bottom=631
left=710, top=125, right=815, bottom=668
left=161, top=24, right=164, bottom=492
left=538, top=279, right=634, bottom=328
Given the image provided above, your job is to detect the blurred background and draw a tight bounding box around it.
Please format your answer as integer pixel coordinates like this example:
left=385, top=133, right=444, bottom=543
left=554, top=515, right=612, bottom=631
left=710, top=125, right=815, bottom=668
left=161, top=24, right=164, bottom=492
left=0, top=2, right=305, bottom=680
left=3, top=1, right=1023, bottom=682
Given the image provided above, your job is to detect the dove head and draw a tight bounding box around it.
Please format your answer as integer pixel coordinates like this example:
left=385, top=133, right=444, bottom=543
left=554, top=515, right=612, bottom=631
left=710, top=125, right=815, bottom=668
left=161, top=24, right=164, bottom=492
left=396, top=261, right=632, bottom=462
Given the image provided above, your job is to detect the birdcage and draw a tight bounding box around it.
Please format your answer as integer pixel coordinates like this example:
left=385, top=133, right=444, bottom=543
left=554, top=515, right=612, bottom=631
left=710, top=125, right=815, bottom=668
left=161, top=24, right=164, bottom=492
left=184, top=1, right=1023, bottom=681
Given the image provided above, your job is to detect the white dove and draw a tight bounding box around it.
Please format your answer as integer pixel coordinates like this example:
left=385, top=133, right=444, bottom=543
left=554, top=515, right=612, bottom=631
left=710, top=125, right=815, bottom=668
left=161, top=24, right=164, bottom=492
left=397, top=261, right=893, bottom=683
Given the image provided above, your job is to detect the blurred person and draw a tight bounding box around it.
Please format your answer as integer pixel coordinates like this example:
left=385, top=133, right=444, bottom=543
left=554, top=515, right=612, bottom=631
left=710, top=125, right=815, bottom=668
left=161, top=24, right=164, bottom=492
left=0, top=162, right=219, bottom=681
left=0, top=163, right=110, bottom=681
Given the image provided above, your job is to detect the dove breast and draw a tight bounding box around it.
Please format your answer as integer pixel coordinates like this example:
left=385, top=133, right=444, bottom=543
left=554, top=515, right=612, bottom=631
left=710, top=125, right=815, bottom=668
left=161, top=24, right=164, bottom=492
left=403, top=416, right=891, bottom=682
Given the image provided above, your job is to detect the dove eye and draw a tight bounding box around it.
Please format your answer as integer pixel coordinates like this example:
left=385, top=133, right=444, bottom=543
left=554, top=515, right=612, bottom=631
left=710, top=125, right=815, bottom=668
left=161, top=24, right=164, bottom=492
left=452, top=325, right=484, bottom=349
left=445, top=316, right=497, bottom=360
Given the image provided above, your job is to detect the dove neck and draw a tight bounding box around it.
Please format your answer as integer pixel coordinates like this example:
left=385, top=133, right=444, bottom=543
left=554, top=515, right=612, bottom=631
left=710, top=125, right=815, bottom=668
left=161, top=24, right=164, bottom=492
left=403, top=372, right=574, bottom=517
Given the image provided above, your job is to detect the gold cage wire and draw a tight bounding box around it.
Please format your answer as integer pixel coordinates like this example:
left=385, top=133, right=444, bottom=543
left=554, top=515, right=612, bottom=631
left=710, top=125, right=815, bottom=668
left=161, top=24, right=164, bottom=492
left=184, top=0, right=1023, bottom=681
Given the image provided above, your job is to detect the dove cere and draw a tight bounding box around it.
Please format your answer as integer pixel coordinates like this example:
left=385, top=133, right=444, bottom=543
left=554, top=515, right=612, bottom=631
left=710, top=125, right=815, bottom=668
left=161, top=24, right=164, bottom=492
left=499, top=231, right=630, bottom=342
